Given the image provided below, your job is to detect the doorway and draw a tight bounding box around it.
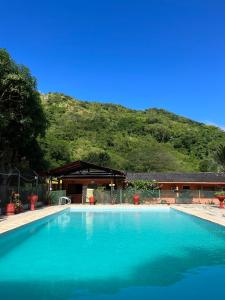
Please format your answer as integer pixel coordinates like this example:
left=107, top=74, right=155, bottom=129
left=67, top=184, right=83, bottom=203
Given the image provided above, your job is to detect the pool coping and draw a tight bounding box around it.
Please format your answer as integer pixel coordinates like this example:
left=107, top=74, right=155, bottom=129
left=70, top=204, right=170, bottom=211
left=0, top=206, right=69, bottom=235
left=172, top=205, right=225, bottom=227
left=70, top=205, right=225, bottom=227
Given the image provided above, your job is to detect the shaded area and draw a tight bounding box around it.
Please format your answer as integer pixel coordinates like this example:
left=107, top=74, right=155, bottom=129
left=0, top=214, right=6, bottom=221
left=0, top=211, right=65, bottom=257
left=1, top=246, right=225, bottom=300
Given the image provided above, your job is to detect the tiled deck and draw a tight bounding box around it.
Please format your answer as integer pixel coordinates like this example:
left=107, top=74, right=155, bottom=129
left=173, top=204, right=225, bottom=227
left=1, top=204, right=225, bottom=235
left=0, top=206, right=68, bottom=234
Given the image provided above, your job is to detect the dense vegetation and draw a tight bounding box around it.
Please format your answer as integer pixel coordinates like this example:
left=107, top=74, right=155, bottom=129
left=39, top=93, right=225, bottom=172
left=0, top=49, right=47, bottom=173
left=215, top=144, right=225, bottom=171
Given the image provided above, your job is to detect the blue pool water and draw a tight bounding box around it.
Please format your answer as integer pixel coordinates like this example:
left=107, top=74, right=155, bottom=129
left=1, top=207, right=225, bottom=299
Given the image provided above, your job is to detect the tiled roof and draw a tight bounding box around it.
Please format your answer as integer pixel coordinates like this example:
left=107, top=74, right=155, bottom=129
left=126, top=172, right=225, bottom=183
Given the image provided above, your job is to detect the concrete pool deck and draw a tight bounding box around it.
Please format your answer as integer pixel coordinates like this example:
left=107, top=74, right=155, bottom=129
left=1, top=204, right=225, bottom=234
left=0, top=206, right=68, bottom=234
left=172, top=204, right=225, bottom=227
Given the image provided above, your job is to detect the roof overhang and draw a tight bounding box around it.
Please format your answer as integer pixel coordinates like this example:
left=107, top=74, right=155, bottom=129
left=47, top=160, right=126, bottom=178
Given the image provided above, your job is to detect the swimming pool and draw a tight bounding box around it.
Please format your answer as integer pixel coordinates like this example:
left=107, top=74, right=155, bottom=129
left=1, top=207, right=225, bottom=300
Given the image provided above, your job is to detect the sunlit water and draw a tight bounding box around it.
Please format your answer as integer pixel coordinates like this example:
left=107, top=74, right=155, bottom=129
left=1, top=208, right=225, bottom=299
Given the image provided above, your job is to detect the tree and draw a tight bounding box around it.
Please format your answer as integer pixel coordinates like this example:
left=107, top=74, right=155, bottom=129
left=215, top=144, right=225, bottom=171
left=39, top=135, right=71, bottom=168
left=199, top=159, right=217, bottom=172
left=83, top=151, right=112, bottom=167
left=0, top=49, right=47, bottom=172
left=124, top=142, right=182, bottom=172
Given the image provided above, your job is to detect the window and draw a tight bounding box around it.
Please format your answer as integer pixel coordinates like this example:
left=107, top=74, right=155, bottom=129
left=183, top=186, right=190, bottom=190
left=67, top=184, right=83, bottom=194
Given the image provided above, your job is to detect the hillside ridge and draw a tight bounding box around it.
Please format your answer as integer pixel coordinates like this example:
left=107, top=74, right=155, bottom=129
left=39, top=93, right=225, bottom=172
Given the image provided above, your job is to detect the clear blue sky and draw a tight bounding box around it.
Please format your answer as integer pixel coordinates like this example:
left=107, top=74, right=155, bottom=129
left=1, top=0, right=225, bottom=128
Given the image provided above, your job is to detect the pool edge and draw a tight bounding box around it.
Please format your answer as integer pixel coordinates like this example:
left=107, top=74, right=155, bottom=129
left=172, top=205, right=225, bottom=228
left=0, top=206, right=69, bottom=235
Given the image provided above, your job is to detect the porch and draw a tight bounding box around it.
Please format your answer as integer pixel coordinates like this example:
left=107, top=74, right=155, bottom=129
left=47, top=161, right=126, bottom=204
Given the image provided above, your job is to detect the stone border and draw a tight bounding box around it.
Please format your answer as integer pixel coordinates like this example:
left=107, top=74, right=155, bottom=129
left=70, top=204, right=170, bottom=210
left=172, top=205, right=225, bottom=227
left=0, top=206, right=69, bottom=235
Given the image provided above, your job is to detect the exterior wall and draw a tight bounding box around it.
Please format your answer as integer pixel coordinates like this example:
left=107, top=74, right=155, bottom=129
left=160, top=183, right=225, bottom=190
left=62, top=178, right=124, bottom=188
left=49, top=175, right=225, bottom=204
left=152, top=183, right=224, bottom=204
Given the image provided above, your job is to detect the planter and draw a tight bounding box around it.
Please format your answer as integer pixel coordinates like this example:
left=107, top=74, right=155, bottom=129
left=28, top=194, right=38, bottom=211
left=15, top=203, right=24, bottom=214
left=133, top=194, right=140, bottom=205
left=89, top=196, right=95, bottom=205
left=216, top=195, right=225, bottom=209
left=6, top=203, right=15, bottom=215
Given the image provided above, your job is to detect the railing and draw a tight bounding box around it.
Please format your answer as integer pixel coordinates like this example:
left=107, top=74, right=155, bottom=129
left=92, top=189, right=220, bottom=205
left=0, top=186, right=221, bottom=210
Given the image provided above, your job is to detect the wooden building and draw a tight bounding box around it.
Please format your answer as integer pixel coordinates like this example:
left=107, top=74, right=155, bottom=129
left=47, top=161, right=225, bottom=204
left=126, top=172, right=225, bottom=191
left=47, top=161, right=126, bottom=203
left=127, top=172, right=225, bottom=204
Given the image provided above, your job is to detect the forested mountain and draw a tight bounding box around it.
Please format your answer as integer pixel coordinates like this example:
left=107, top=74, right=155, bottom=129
left=39, top=93, right=225, bottom=172
left=1, top=49, right=224, bottom=174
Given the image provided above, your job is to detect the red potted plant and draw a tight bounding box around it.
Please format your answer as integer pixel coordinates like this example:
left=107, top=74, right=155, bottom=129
left=89, top=196, right=95, bottom=205
left=6, top=192, right=20, bottom=215
left=133, top=194, right=140, bottom=205
left=28, top=194, right=38, bottom=211
left=6, top=201, right=15, bottom=216
left=215, top=192, right=225, bottom=209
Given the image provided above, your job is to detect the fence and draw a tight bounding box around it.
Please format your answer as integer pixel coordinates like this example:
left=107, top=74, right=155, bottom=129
left=0, top=170, right=48, bottom=212
left=0, top=180, right=221, bottom=212
left=93, top=189, right=220, bottom=205
left=0, top=184, right=48, bottom=212
left=47, top=190, right=66, bottom=205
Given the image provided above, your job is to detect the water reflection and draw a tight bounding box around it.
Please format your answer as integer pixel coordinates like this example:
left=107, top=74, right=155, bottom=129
left=56, top=213, right=71, bottom=227
left=85, top=212, right=94, bottom=240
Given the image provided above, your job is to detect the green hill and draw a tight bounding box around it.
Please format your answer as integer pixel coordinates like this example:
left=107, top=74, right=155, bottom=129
left=39, top=93, right=225, bottom=172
